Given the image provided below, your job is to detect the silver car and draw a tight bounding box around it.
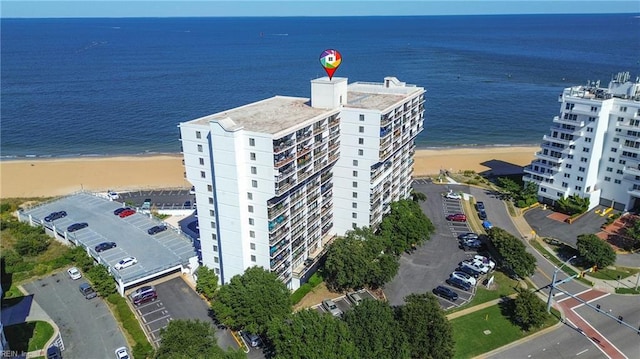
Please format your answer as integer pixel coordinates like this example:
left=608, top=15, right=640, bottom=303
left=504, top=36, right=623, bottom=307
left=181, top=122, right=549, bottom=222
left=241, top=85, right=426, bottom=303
left=451, top=271, right=477, bottom=286
left=322, top=299, right=343, bottom=317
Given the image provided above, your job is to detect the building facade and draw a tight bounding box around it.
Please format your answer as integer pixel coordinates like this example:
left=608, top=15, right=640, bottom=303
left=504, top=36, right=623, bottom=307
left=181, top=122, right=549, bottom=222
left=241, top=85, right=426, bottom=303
left=524, top=72, right=640, bottom=212
left=179, top=76, right=424, bottom=289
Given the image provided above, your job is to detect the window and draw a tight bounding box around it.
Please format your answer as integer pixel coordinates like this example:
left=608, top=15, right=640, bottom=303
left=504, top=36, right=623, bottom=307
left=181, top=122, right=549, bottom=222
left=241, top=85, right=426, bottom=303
left=604, top=177, right=611, bottom=181
left=353, top=160, right=358, bottom=166
left=251, top=255, right=256, bottom=262
left=578, top=167, right=585, bottom=172
left=247, top=192, right=253, bottom=200
left=576, top=176, right=584, bottom=181
left=250, top=231, right=255, bottom=238
left=585, top=138, right=592, bottom=143
left=250, top=152, right=256, bottom=160
left=588, top=116, right=596, bottom=122
left=575, top=186, right=582, bottom=191
left=199, top=157, right=205, bottom=165
left=540, top=187, right=547, bottom=192
left=582, top=147, right=589, bottom=153
left=352, top=170, right=358, bottom=177
left=564, top=173, right=570, bottom=178
left=567, top=155, right=574, bottom=159
left=565, top=164, right=572, bottom=169
left=359, top=126, right=364, bottom=133
left=352, top=223, right=358, bottom=229
left=352, top=202, right=357, bottom=209
left=586, top=186, right=591, bottom=192
left=352, top=181, right=358, bottom=188
left=197, top=144, right=203, bottom=152
left=580, top=157, right=587, bottom=163
left=620, top=159, right=626, bottom=165
left=214, top=256, right=219, bottom=264
left=609, top=157, right=615, bottom=162
left=213, top=244, right=218, bottom=252
left=562, top=182, right=568, bottom=188
left=200, top=171, right=206, bottom=178
left=557, top=192, right=564, bottom=197
left=586, top=127, right=594, bottom=133
left=613, top=137, right=620, bottom=142
left=251, top=166, right=257, bottom=175
left=211, top=221, right=216, bottom=229
left=611, top=148, right=617, bottom=153
left=569, top=145, right=575, bottom=149
left=352, top=192, right=358, bottom=198
left=248, top=205, right=254, bottom=213
left=614, top=179, right=621, bottom=184
left=358, top=138, right=364, bottom=145
left=250, top=243, right=256, bottom=250
left=359, top=114, right=365, bottom=121
left=620, top=106, right=627, bottom=112
left=209, top=197, right=214, bottom=204
left=352, top=212, right=358, bottom=219
left=590, top=106, right=598, bottom=112
left=249, top=218, right=254, bottom=225
left=249, top=138, right=255, bottom=146
left=209, top=209, right=215, bottom=216
left=214, top=268, right=220, bottom=275
left=207, top=184, right=212, bottom=192
left=196, top=131, right=201, bottom=139
left=358, top=149, right=364, bottom=156
left=617, top=169, right=623, bottom=174
left=252, top=180, right=258, bottom=188
left=606, top=167, right=613, bottom=172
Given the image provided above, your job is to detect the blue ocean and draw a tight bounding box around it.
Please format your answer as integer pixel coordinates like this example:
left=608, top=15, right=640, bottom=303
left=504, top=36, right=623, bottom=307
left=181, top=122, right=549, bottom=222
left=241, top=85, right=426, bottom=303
left=1, top=14, right=638, bottom=158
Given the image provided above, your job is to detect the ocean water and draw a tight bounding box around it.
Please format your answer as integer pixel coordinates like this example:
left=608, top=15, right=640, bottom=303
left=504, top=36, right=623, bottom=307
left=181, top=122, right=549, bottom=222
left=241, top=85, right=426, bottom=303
left=1, top=14, right=638, bottom=158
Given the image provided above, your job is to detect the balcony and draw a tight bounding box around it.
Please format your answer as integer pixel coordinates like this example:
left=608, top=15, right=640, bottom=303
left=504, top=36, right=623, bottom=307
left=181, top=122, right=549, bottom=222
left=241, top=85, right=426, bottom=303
left=269, top=214, right=288, bottom=233
left=269, top=227, right=290, bottom=245
left=273, top=139, right=294, bottom=154
left=275, top=164, right=295, bottom=182
left=523, top=165, right=554, bottom=179
left=328, top=153, right=339, bottom=164
left=320, top=172, right=333, bottom=184
left=329, top=128, right=340, bottom=139
left=628, top=186, right=640, bottom=197
left=313, top=124, right=328, bottom=134
left=268, top=201, right=289, bottom=219
left=297, top=155, right=312, bottom=168
left=329, top=116, right=340, bottom=128
left=297, top=143, right=313, bottom=158
left=535, top=151, right=564, bottom=163
left=381, top=115, right=391, bottom=126
left=623, top=165, right=640, bottom=176
left=543, top=134, right=574, bottom=146
left=328, top=140, right=340, bottom=152
left=552, top=115, right=585, bottom=127
left=270, top=239, right=290, bottom=258
left=321, top=182, right=333, bottom=194
left=380, top=127, right=392, bottom=139
left=275, top=179, right=293, bottom=195
left=274, top=153, right=294, bottom=168
left=296, top=128, right=312, bottom=141
left=321, top=202, right=333, bottom=216
left=313, top=146, right=327, bottom=158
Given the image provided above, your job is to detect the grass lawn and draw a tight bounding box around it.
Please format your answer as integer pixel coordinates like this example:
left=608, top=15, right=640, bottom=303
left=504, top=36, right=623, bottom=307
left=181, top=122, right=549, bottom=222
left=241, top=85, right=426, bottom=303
left=586, top=266, right=640, bottom=281
left=616, top=287, right=640, bottom=294
left=529, top=239, right=593, bottom=286
left=447, top=271, right=519, bottom=314
left=4, top=321, right=54, bottom=353
left=451, top=305, right=559, bottom=359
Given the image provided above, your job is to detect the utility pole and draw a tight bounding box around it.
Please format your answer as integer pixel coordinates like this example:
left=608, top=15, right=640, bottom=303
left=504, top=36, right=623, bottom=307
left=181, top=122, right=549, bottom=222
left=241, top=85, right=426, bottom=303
left=546, top=255, right=576, bottom=313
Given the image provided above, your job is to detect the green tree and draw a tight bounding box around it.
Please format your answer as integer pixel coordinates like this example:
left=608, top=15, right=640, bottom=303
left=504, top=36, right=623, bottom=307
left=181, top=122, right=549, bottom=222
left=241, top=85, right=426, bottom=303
left=496, top=177, right=521, bottom=201
left=556, top=194, right=589, bottom=215
left=487, top=227, right=536, bottom=278
left=410, top=190, right=427, bottom=202
left=396, top=293, right=455, bottom=359
left=623, top=218, right=640, bottom=251
left=343, top=300, right=410, bottom=359
left=211, top=266, right=291, bottom=334
left=13, top=225, right=50, bottom=256
left=379, top=200, right=435, bottom=255
left=267, top=309, right=358, bottom=359
left=324, top=227, right=398, bottom=291
left=513, top=290, right=548, bottom=330
left=156, top=319, right=245, bottom=359
left=86, top=264, right=116, bottom=296
left=196, top=266, right=219, bottom=301
left=576, top=234, right=616, bottom=268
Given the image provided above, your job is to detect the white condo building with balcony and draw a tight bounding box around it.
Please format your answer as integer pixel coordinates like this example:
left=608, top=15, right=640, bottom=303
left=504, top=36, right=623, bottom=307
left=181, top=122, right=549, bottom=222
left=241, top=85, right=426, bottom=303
left=524, top=72, right=640, bottom=212
left=179, top=76, right=425, bottom=289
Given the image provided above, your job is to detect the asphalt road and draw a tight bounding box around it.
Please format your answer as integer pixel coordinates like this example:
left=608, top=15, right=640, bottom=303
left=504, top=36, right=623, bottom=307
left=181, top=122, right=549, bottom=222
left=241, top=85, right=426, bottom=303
left=22, top=270, right=128, bottom=359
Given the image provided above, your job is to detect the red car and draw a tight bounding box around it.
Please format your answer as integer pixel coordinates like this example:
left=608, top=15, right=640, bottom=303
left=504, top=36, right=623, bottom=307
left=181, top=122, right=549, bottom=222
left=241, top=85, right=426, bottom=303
left=446, top=213, right=467, bottom=222
left=119, top=209, right=136, bottom=218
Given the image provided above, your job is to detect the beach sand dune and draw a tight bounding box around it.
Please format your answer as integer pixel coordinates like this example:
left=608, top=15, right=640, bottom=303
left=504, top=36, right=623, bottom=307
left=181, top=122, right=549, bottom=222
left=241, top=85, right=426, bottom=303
left=0, top=147, right=537, bottom=199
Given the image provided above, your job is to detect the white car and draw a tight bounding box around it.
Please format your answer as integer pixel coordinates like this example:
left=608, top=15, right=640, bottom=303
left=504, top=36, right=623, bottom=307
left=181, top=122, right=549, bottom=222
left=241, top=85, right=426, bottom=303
left=114, top=346, right=130, bottom=359
left=322, top=299, right=343, bottom=317
left=107, top=191, right=119, bottom=200
left=445, top=190, right=462, bottom=200
left=114, top=257, right=138, bottom=270
left=461, top=260, right=489, bottom=274
left=451, top=271, right=476, bottom=286
left=473, top=255, right=496, bottom=270
left=67, top=267, right=82, bottom=280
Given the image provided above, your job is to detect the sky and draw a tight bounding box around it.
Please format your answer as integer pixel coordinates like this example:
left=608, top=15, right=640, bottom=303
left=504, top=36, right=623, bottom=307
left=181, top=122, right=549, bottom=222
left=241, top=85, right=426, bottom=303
left=1, top=0, right=638, bottom=18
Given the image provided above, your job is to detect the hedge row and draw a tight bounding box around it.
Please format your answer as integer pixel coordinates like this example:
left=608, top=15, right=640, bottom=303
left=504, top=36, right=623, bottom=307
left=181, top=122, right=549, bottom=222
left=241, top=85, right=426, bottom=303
left=107, top=294, right=155, bottom=358
left=290, top=273, right=323, bottom=305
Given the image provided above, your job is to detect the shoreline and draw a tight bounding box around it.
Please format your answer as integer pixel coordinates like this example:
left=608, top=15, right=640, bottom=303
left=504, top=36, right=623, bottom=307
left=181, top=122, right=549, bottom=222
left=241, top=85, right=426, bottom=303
left=0, top=146, right=538, bottom=199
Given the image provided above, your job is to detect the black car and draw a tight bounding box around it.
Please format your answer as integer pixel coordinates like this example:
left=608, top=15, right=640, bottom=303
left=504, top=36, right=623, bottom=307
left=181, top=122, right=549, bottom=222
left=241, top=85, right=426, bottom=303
left=67, top=222, right=88, bottom=232
left=95, top=242, right=117, bottom=252
left=147, top=225, right=167, bottom=235
left=476, top=201, right=485, bottom=211
left=44, top=211, right=67, bottom=222
left=446, top=277, right=472, bottom=291
left=433, top=285, right=458, bottom=301
left=113, top=207, right=131, bottom=215
left=457, top=265, right=482, bottom=278
left=478, top=209, right=488, bottom=220
left=457, top=232, right=479, bottom=241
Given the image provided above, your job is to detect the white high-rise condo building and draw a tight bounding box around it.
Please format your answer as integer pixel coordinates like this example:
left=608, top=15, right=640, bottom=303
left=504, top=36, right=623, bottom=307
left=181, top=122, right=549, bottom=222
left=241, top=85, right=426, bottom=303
left=179, top=76, right=425, bottom=289
left=524, top=72, right=640, bottom=212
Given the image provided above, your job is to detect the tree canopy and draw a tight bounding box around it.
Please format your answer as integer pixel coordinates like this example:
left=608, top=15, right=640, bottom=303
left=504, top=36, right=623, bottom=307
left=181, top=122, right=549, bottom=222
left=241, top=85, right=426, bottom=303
left=487, top=227, right=536, bottom=278
left=196, top=266, right=219, bottom=301
left=267, top=309, right=358, bottom=359
left=211, top=266, right=291, bottom=334
left=556, top=194, right=589, bottom=215
left=396, top=293, right=455, bottom=359
left=343, top=300, right=410, bottom=359
left=512, top=290, right=548, bottom=331
left=155, top=319, right=244, bottom=359
left=496, top=177, right=538, bottom=208
left=323, top=227, right=398, bottom=291
left=379, top=200, right=435, bottom=255
left=576, top=234, right=616, bottom=268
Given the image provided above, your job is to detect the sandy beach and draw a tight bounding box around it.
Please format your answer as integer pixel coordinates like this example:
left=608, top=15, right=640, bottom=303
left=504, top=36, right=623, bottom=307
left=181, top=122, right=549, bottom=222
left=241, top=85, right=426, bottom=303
left=0, top=147, right=538, bottom=199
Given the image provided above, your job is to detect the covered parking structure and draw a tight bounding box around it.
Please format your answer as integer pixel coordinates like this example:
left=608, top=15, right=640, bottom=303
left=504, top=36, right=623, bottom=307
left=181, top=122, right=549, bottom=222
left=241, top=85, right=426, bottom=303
left=19, top=192, right=199, bottom=295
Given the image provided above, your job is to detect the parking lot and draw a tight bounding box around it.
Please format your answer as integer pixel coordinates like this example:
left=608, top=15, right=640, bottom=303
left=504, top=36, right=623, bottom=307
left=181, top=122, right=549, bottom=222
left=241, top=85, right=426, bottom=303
left=118, top=189, right=194, bottom=210
left=22, top=270, right=128, bottom=359
left=130, top=276, right=238, bottom=350
left=312, top=289, right=377, bottom=316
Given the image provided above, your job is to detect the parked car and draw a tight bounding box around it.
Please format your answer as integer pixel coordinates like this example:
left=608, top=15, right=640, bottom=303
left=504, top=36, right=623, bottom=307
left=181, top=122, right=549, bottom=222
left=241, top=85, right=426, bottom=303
left=446, top=213, right=467, bottom=222
left=476, top=201, right=485, bottom=211
left=95, top=241, right=117, bottom=252
left=131, top=285, right=155, bottom=299
left=347, top=291, right=365, bottom=306
left=133, top=291, right=157, bottom=306
left=457, top=265, right=482, bottom=278
left=114, top=346, right=130, bottom=359
left=433, top=285, right=458, bottom=301
left=482, top=220, right=493, bottom=229
left=243, top=332, right=262, bottom=348
left=445, top=190, right=462, bottom=200
left=184, top=200, right=192, bottom=208
left=447, top=276, right=472, bottom=291
left=67, top=267, right=82, bottom=280
left=458, top=232, right=479, bottom=241
left=44, top=211, right=67, bottom=222
left=478, top=210, right=488, bottom=220
left=473, top=255, right=496, bottom=270
left=189, top=186, right=196, bottom=194
left=113, top=207, right=131, bottom=215
left=46, top=345, right=62, bottom=359
left=147, top=224, right=167, bottom=235
left=79, top=282, right=97, bottom=299
left=322, top=299, right=343, bottom=317
left=107, top=191, right=119, bottom=200
left=119, top=209, right=136, bottom=218
left=460, top=239, right=484, bottom=250
left=114, top=257, right=138, bottom=270
left=141, top=199, right=152, bottom=211
left=460, top=259, right=490, bottom=274
left=67, top=222, right=88, bottom=232
left=451, top=271, right=476, bottom=286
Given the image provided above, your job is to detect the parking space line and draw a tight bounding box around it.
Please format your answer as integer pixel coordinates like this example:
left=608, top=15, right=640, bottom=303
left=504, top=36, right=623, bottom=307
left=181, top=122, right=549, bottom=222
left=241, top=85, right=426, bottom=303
left=145, top=314, right=172, bottom=326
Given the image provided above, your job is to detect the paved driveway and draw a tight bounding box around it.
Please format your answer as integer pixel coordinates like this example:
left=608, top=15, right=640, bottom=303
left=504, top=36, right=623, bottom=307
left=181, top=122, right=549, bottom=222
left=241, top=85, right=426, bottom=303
left=524, top=207, right=607, bottom=246
left=22, top=270, right=128, bottom=359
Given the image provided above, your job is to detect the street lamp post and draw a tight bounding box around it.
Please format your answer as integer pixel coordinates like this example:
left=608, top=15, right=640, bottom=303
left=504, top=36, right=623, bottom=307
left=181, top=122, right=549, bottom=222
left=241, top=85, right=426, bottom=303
left=546, top=255, right=577, bottom=313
